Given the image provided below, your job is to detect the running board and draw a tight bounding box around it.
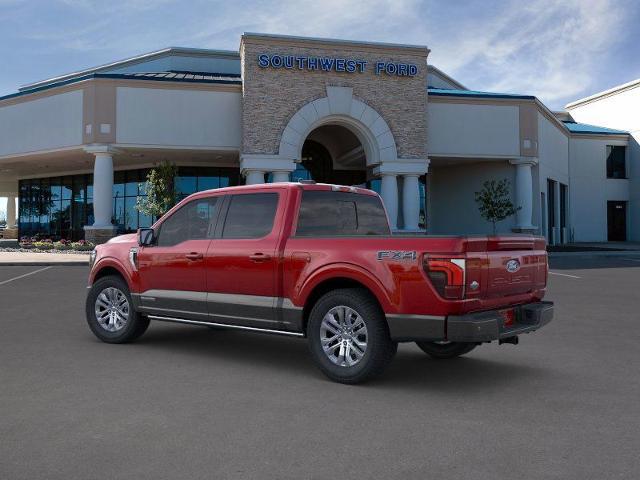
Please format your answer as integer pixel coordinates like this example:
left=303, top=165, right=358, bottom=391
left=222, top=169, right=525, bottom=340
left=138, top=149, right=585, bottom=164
left=147, top=315, right=305, bottom=337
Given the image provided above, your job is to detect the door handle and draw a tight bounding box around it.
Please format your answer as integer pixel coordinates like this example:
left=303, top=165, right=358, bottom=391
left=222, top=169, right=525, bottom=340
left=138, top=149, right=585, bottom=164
left=249, top=253, right=272, bottom=262
left=185, top=252, right=204, bottom=261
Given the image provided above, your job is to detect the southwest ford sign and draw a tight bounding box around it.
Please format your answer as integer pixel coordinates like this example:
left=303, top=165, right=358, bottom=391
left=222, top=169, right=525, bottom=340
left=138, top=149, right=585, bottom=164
left=257, top=54, right=418, bottom=77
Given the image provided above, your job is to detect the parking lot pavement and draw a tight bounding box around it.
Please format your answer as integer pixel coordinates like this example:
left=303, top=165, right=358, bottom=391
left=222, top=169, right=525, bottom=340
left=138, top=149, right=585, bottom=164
left=1, top=260, right=639, bottom=480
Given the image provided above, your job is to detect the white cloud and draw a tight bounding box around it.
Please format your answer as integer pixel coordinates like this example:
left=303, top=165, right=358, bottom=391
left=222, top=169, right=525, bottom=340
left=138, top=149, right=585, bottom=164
left=426, top=0, right=628, bottom=107
left=2, top=0, right=634, bottom=109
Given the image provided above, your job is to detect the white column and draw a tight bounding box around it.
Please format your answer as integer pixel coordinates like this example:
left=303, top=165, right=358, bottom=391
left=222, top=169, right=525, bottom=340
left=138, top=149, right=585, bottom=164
left=271, top=171, right=290, bottom=183
left=510, top=158, right=537, bottom=231
left=380, top=174, right=398, bottom=230
left=92, top=152, right=114, bottom=227
left=245, top=170, right=265, bottom=185
left=6, top=195, right=17, bottom=228
left=402, top=174, right=421, bottom=231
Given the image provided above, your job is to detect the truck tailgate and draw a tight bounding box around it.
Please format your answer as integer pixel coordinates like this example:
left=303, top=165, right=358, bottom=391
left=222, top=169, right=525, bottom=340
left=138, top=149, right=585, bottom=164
left=465, top=237, right=548, bottom=299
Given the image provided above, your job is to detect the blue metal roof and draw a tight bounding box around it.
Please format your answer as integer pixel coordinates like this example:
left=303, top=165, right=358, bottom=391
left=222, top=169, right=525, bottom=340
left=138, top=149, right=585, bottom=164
left=562, top=121, right=628, bottom=135
left=0, top=71, right=242, bottom=102
left=428, top=87, right=535, bottom=100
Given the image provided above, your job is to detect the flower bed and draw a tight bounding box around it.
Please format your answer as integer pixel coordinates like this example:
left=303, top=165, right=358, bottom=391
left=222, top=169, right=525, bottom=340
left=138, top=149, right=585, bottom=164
left=7, top=237, right=96, bottom=254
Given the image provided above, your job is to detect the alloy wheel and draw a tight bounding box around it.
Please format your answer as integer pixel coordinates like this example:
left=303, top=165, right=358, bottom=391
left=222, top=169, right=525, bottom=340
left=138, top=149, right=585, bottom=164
left=94, top=287, right=130, bottom=332
left=320, top=305, right=368, bottom=367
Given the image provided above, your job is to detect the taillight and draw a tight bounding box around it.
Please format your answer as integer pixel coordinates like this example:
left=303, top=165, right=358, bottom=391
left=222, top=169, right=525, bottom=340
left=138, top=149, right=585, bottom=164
left=424, top=256, right=466, bottom=300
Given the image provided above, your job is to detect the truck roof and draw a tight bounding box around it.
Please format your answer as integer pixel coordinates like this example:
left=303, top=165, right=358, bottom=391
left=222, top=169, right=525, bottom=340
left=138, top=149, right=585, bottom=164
left=189, top=181, right=380, bottom=199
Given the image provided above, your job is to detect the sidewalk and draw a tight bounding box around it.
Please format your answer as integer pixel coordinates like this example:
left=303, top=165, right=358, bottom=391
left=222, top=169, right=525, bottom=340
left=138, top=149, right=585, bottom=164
left=0, top=251, right=89, bottom=266
left=548, top=242, right=640, bottom=257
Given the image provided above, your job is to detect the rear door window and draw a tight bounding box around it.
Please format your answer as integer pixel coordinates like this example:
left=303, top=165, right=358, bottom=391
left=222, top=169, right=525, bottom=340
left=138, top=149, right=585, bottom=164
left=296, top=191, right=390, bottom=236
left=221, top=193, right=279, bottom=239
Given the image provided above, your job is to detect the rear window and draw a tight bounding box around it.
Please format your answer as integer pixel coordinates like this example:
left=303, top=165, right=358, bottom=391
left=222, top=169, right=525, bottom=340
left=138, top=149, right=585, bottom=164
left=296, top=190, right=390, bottom=236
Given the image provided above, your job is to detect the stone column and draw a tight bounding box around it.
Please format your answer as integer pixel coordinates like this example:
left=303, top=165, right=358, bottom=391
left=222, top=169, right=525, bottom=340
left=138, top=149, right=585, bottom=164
left=401, top=175, right=421, bottom=231
left=84, top=145, right=118, bottom=244
left=245, top=170, right=266, bottom=185
left=509, top=157, right=537, bottom=232
left=380, top=174, right=398, bottom=229
left=271, top=171, right=290, bottom=183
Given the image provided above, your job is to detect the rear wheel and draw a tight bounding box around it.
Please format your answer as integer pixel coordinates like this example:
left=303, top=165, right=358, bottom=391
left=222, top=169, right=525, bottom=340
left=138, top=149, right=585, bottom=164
left=307, top=288, right=397, bottom=384
left=86, top=275, right=149, bottom=343
left=415, top=340, right=477, bottom=359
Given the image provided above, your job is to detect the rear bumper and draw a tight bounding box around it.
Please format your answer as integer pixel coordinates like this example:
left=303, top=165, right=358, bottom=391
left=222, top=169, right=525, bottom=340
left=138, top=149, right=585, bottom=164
left=387, top=301, right=554, bottom=342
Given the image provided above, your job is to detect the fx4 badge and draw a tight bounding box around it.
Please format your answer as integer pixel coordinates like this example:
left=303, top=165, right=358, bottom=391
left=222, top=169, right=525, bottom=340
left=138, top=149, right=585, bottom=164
left=377, top=251, right=417, bottom=261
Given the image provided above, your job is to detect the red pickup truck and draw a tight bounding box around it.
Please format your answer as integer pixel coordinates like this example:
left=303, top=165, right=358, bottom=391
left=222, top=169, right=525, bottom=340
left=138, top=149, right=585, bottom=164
left=86, top=182, right=553, bottom=384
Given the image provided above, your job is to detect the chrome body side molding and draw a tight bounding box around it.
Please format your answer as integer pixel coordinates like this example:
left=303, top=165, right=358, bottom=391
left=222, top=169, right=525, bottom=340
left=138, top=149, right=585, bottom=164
left=147, top=315, right=305, bottom=337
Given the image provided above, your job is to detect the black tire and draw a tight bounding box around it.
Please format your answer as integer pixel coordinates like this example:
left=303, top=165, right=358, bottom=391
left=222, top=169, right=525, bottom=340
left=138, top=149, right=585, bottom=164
left=85, top=275, right=149, bottom=344
left=307, top=288, right=397, bottom=384
left=415, top=341, right=477, bottom=359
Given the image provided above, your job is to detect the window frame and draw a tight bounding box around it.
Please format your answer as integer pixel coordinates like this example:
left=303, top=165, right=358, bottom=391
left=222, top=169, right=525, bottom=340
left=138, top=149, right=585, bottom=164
left=606, top=145, right=627, bottom=179
left=154, top=195, right=221, bottom=247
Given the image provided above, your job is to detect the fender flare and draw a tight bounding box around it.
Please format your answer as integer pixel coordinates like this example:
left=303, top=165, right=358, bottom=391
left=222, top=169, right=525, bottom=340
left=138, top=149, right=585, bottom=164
left=90, top=257, right=134, bottom=290
left=295, top=262, right=395, bottom=312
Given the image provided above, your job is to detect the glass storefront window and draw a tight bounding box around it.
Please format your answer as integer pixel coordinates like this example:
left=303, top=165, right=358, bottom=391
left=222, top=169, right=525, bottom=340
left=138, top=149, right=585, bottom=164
left=18, top=166, right=240, bottom=240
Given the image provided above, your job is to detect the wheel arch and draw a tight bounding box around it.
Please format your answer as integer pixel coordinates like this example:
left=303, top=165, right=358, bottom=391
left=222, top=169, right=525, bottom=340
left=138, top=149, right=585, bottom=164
left=298, top=265, right=394, bottom=332
left=90, top=258, right=131, bottom=288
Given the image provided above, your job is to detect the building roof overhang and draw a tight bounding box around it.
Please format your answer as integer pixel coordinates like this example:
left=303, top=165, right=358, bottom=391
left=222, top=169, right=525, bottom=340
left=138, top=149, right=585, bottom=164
left=565, top=78, right=640, bottom=109
left=19, top=47, right=240, bottom=93
left=1, top=72, right=242, bottom=104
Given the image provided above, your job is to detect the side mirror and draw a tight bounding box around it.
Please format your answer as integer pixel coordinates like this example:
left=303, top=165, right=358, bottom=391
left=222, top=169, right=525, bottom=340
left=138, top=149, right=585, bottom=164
left=138, top=228, right=155, bottom=247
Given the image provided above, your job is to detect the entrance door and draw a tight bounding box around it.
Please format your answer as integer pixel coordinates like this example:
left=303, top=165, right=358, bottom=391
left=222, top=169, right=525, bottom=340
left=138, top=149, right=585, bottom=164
left=547, top=179, right=555, bottom=242
left=607, top=201, right=627, bottom=241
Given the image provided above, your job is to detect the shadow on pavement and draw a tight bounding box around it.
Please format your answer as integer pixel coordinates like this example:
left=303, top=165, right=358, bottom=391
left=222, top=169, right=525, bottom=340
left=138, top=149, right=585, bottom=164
left=122, top=324, right=543, bottom=391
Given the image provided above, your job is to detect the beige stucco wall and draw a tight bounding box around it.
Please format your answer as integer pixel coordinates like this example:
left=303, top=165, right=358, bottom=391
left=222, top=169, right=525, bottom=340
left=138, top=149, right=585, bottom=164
left=0, top=90, right=83, bottom=157
left=240, top=35, right=428, bottom=160
left=569, top=136, right=630, bottom=241
left=115, top=86, right=242, bottom=148
left=427, top=101, right=520, bottom=157
left=567, top=86, right=639, bottom=241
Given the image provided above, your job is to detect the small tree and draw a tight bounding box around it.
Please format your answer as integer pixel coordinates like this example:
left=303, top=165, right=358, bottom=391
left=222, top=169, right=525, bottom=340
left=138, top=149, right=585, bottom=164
left=474, top=179, right=520, bottom=235
left=136, top=161, right=179, bottom=218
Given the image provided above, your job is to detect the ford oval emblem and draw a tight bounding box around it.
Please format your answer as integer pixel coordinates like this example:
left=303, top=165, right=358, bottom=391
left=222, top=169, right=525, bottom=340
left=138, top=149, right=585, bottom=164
left=506, top=259, right=521, bottom=273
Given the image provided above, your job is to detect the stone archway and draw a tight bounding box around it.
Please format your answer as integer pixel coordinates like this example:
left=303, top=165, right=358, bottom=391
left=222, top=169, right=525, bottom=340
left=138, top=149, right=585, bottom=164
left=240, top=85, right=428, bottom=231
left=278, top=86, right=398, bottom=166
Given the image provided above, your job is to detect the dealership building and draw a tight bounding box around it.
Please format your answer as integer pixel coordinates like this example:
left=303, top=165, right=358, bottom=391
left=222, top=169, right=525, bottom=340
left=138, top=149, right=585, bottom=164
left=0, top=33, right=637, bottom=243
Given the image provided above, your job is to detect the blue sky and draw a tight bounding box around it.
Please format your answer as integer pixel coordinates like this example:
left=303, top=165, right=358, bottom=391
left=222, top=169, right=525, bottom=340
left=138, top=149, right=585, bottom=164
left=1, top=0, right=639, bottom=109
left=1, top=0, right=639, bottom=214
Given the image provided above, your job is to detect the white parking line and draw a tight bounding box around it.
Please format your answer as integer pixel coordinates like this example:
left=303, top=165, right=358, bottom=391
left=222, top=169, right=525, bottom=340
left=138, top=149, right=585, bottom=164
left=0, top=266, right=52, bottom=286
left=549, top=271, right=581, bottom=279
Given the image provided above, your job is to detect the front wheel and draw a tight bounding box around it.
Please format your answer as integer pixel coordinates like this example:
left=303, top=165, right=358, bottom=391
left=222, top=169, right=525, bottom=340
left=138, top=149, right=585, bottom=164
left=86, top=275, right=149, bottom=343
left=307, top=288, right=397, bottom=384
left=415, top=341, right=477, bottom=359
